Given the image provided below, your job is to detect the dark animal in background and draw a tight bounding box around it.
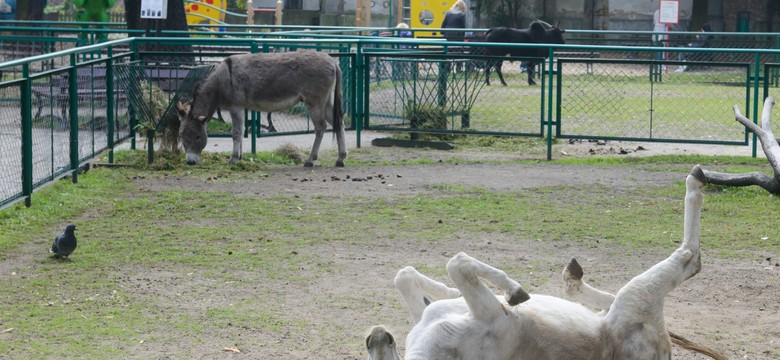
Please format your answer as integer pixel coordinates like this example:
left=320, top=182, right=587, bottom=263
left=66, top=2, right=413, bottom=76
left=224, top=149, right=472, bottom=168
left=177, top=50, right=346, bottom=167
left=483, top=21, right=566, bottom=86
left=50, top=224, right=77, bottom=259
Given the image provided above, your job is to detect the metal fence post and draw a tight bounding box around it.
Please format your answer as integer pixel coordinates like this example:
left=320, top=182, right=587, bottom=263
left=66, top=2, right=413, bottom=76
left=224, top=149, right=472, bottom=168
left=250, top=42, right=259, bottom=154
left=752, top=52, right=760, bottom=158
left=130, top=40, right=138, bottom=150
left=546, top=48, right=554, bottom=161
left=107, top=47, right=115, bottom=164
left=69, top=54, right=79, bottom=184
left=348, top=54, right=360, bottom=147
left=21, top=64, right=33, bottom=207
left=356, top=43, right=366, bottom=144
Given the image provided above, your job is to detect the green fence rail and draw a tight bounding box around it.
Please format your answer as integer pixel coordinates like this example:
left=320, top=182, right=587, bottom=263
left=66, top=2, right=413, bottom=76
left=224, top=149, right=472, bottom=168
left=4, top=31, right=780, bottom=210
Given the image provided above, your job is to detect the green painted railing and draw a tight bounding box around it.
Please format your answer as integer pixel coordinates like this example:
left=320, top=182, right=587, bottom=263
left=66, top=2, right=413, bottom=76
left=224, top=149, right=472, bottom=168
left=3, top=30, right=780, bottom=210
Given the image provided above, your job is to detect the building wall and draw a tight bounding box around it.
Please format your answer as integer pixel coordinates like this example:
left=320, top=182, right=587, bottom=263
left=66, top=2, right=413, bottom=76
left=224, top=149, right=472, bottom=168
left=722, top=0, right=765, bottom=32
left=248, top=0, right=777, bottom=32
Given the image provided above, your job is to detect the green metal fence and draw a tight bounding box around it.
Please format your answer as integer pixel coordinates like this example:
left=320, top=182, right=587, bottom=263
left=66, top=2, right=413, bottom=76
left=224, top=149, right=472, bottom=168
left=0, top=41, right=139, bottom=209
left=5, top=30, right=780, bottom=209
left=0, top=36, right=358, bottom=210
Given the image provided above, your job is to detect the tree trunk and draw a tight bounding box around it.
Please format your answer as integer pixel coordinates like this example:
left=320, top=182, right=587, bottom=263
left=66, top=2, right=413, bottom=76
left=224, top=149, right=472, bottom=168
left=16, top=0, right=46, bottom=20
left=700, top=97, right=780, bottom=194
left=125, top=0, right=193, bottom=64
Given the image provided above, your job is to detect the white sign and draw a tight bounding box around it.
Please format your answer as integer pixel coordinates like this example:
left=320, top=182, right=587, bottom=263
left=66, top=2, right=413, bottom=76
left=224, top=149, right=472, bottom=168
left=141, top=0, right=168, bottom=19
left=658, top=0, right=679, bottom=24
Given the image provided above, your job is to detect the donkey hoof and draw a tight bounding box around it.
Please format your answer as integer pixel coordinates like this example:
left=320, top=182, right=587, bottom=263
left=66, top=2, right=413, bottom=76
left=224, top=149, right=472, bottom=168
left=506, top=287, right=530, bottom=306
left=565, top=258, right=584, bottom=281
left=689, top=165, right=706, bottom=184
left=304, top=161, right=315, bottom=167
left=335, top=160, right=345, bottom=167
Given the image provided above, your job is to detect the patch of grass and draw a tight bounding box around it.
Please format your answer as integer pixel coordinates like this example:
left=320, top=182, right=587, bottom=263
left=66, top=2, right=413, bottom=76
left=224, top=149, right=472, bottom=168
left=1, top=158, right=778, bottom=358
left=453, top=136, right=550, bottom=153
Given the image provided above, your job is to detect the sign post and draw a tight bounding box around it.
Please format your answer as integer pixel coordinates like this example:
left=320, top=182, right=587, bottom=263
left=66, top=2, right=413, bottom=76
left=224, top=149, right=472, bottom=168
left=140, top=0, right=168, bottom=19
left=658, top=1, right=679, bottom=72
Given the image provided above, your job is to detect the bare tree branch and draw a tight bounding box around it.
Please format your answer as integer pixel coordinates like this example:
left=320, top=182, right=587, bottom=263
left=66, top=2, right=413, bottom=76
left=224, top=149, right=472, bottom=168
left=701, top=97, right=780, bottom=194
left=701, top=169, right=780, bottom=193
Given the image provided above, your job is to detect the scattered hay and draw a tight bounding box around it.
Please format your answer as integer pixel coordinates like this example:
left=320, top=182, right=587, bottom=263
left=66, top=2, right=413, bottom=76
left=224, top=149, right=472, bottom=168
left=273, top=143, right=304, bottom=164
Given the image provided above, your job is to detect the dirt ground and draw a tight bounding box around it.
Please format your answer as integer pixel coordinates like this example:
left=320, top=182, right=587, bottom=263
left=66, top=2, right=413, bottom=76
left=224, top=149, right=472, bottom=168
left=128, top=138, right=778, bottom=360
left=4, top=137, right=778, bottom=359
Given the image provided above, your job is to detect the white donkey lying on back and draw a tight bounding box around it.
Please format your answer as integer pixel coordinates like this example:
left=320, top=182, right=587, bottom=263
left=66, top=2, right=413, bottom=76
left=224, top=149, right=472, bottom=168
left=367, top=166, right=726, bottom=360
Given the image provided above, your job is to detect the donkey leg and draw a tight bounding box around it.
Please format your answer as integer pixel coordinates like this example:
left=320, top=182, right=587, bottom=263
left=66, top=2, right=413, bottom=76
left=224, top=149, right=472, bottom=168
left=325, top=92, right=347, bottom=167
left=228, top=108, right=244, bottom=164
left=446, top=252, right=529, bottom=321
left=562, top=258, right=616, bottom=311
left=394, top=266, right=462, bottom=323
left=527, top=63, right=537, bottom=85
left=304, top=106, right=326, bottom=167
left=495, top=61, right=508, bottom=86
left=484, top=61, right=492, bottom=85
left=607, top=166, right=706, bottom=323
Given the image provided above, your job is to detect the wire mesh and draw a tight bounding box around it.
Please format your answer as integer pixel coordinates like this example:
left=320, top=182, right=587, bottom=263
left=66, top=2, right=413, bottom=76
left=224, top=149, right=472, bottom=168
left=0, top=38, right=80, bottom=76
left=29, top=69, right=71, bottom=187
left=557, top=51, right=750, bottom=144
left=367, top=53, right=547, bottom=135
left=0, top=83, right=22, bottom=207
left=181, top=51, right=354, bottom=138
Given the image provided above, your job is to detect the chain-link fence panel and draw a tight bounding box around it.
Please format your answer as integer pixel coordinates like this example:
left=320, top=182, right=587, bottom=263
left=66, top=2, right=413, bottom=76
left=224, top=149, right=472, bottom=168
left=74, top=64, right=111, bottom=162
left=366, top=52, right=547, bottom=136
left=0, top=82, right=21, bottom=208
left=141, top=45, right=354, bottom=139
left=557, top=52, right=750, bottom=144
left=566, top=31, right=780, bottom=66
left=29, top=69, right=72, bottom=187
left=764, top=64, right=780, bottom=106
left=0, top=37, right=81, bottom=76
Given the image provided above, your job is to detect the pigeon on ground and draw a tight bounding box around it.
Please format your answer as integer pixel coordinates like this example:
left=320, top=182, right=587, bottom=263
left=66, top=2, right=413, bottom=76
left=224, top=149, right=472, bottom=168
left=50, top=224, right=77, bottom=259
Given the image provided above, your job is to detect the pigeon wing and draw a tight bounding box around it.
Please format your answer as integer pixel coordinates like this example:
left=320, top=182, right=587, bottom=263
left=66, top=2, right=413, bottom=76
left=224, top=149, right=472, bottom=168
left=58, top=232, right=77, bottom=257
left=50, top=233, right=63, bottom=254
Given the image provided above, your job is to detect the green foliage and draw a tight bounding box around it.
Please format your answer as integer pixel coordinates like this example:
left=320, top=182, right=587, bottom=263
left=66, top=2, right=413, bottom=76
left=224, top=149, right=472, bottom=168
left=43, top=0, right=77, bottom=16
left=405, top=102, right=447, bottom=130
left=133, top=81, right=168, bottom=138
left=206, top=119, right=233, bottom=133
left=228, top=0, right=247, bottom=10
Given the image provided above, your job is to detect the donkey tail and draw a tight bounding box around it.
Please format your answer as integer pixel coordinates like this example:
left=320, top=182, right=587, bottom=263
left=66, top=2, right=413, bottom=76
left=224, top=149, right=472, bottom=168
left=333, top=59, right=344, bottom=134
left=669, top=331, right=728, bottom=360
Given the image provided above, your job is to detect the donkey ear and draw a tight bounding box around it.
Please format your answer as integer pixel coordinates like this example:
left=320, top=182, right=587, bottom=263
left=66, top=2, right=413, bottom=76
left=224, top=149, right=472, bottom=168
left=196, top=115, right=208, bottom=123
left=176, top=101, right=189, bottom=114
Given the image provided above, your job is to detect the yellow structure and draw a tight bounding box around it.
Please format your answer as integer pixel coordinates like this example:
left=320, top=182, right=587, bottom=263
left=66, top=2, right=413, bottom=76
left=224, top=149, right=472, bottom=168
left=409, top=0, right=457, bottom=38
left=184, top=0, right=227, bottom=26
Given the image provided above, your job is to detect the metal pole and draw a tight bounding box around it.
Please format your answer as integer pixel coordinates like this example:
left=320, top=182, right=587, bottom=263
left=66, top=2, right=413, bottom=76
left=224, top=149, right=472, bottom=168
left=356, top=0, right=363, bottom=27
left=130, top=41, right=137, bottom=150
left=21, top=64, right=33, bottom=207
left=251, top=42, right=259, bottom=153
left=68, top=54, right=80, bottom=183
left=107, top=47, right=115, bottom=164
left=275, top=0, right=283, bottom=26
left=546, top=48, right=554, bottom=160
left=246, top=0, right=254, bottom=26
left=752, top=52, right=760, bottom=158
